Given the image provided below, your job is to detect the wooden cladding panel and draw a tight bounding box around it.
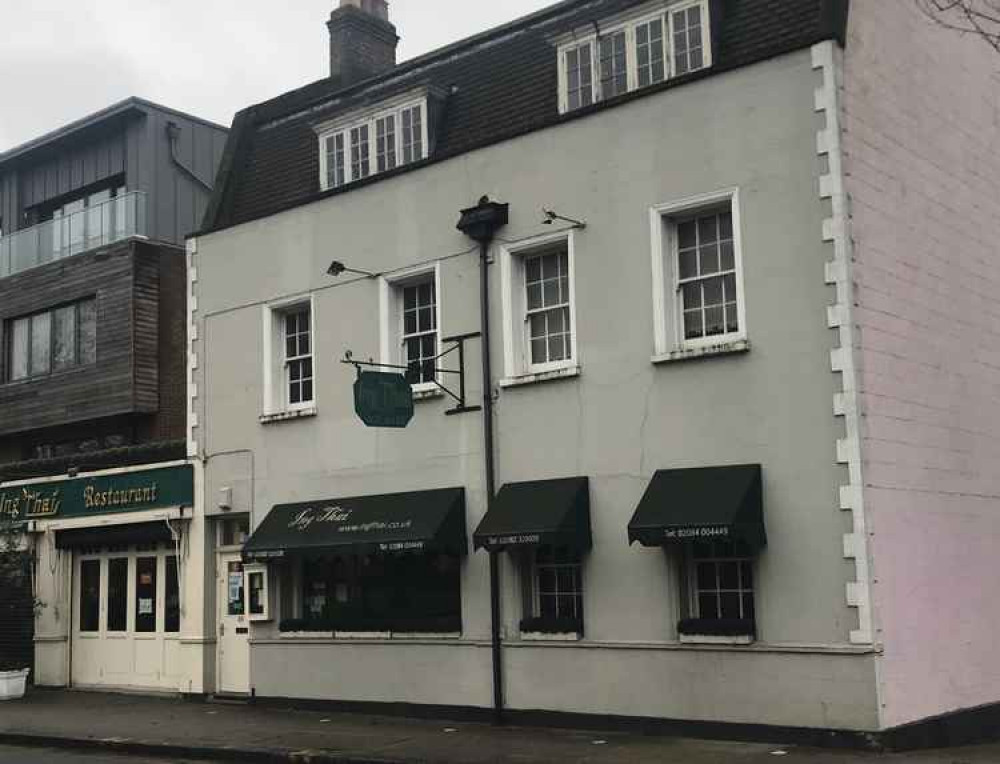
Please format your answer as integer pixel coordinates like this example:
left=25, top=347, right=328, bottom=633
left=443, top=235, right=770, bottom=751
left=133, top=244, right=160, bottom=412
left=0, top=239, right=163, bottom=436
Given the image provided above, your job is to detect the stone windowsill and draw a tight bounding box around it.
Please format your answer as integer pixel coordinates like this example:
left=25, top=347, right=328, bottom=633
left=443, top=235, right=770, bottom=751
left=259, top=406, right=318, bottom=425
left=280, top=631, right=334, bottom=639
left=519, top=631, right=582, bottom=642
left=278, top=631, right=460, bottom=641
left=389, top=632, right=461, bottom=640
left=335, top=631, right=392, bottom=640
left=412, top=386, right=445, bottom=402
left=499, top=364, right=581, bottom=389
left=651, top=339, right=750, bottom=365
left=678, top=633, right=755, bottom=646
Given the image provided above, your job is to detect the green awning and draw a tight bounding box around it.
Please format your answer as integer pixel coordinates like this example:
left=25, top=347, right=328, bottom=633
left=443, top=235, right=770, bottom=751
left=473, top=477, right=590, bottom=552
left=627, top=465, right=765, bottom=549
left=243, top=487, right=467, bottom=561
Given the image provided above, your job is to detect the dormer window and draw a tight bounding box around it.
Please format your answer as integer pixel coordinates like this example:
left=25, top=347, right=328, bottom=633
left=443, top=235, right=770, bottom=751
left=556, top=0, right=711, bottom=114
left=317, top=95, right=428, bottom=191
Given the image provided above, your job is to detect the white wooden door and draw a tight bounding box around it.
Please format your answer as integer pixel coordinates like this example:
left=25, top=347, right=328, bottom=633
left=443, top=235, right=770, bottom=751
left=71, top=546, right=180, bottom=690
left=217, top=553, right=250, bottom=694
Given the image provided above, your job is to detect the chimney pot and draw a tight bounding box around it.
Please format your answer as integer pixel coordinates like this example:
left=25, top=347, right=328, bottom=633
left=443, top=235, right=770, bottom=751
left=328, top=0, right=398, bottom=83
left=339, top=0, right=389, bottom=22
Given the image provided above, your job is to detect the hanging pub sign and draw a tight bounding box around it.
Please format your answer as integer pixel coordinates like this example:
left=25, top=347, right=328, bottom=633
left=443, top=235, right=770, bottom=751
left=353, top=371, right=414, bottom=428
left=0, top=464, right=194, bottom=525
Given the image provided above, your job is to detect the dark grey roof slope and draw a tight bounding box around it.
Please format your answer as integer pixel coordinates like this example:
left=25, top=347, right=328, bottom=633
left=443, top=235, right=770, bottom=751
left=202, top=0, right=847, bottom=235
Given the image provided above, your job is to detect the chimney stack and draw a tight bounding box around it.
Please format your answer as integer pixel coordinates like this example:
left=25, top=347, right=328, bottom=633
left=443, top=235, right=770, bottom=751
left=327, top=0, right=398, bottom=85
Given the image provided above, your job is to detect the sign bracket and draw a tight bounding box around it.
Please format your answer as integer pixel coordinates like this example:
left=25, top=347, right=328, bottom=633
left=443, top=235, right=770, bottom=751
left=341, top=332, right=482, bottom=416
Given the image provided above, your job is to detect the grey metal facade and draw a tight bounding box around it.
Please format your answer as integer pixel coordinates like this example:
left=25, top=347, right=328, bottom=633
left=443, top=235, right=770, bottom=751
left=0, top=98, right=228, bottom=245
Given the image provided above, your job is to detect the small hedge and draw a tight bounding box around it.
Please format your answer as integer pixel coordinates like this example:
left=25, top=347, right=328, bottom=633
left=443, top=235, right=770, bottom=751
left=280, top=615, right=461, bottom=633
left=519, top=616, right=583, bottom=635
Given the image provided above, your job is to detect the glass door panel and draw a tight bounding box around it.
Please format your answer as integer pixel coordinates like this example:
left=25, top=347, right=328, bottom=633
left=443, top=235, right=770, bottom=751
left=107, top=558, right=129, bottom=632
left=165, top=557, right=180, bottom=633
left=227, top=561, right=245, bottom=616
left=135, top=557, right=158, bottom=633
left=79, top=559, right=101, bottom=632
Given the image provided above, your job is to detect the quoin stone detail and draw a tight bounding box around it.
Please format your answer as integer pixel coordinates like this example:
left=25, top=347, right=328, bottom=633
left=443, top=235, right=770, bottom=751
left=812, top=41, right=874, bottom=647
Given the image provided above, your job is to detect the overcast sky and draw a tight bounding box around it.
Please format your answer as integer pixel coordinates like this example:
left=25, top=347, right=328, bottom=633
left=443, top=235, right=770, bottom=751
left=0, top=0, right=553, bottom=152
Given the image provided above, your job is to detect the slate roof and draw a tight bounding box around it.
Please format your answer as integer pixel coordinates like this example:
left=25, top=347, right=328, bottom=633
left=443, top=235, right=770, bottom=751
left=201, top=0, right=848, bottom=235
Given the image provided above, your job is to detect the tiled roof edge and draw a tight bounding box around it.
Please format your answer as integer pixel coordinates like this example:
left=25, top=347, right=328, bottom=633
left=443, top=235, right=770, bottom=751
left=195, top=29, right=840, bottom=239
left=199, top=107, right=257, bottom=234
left=243, top=0, right=602, bottom=124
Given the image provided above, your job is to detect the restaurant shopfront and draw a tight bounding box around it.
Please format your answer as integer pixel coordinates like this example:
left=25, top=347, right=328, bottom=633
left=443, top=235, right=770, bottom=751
left=243, top=488, right=468, bottom=637
left=0, top=462, right=205, bottom=692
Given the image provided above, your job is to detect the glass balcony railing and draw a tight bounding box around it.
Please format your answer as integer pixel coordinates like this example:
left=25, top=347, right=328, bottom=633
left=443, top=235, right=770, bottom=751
left=0, top=190, right=147, bottom=279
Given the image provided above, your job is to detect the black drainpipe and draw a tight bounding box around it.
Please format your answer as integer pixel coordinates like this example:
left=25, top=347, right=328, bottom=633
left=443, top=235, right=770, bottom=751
left=165, top=122, right=214, bottom=192
left=456, top=197, right=509, bottom=724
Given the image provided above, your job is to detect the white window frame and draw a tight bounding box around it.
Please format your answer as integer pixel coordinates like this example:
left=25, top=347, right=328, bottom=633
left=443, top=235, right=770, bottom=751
left=244, top=563, right=271, bottom=622
left=499, top=230, right=579, bottom=382
left=379, top=263, right=442, bottom=396
left=556, top=0, right=712, bottom=114
left=668, top=0, right=711, bottom=77
left=530, top=548, right=584, bottom=622
left=685, top=542, right=755, bottom=623
left=649, top=187, right=746, bottom=356
left=317, top=95, right=429, bottom=191
left=262, top=295, right=316, bottom=417
left=561, top=40, right=596, bottom=112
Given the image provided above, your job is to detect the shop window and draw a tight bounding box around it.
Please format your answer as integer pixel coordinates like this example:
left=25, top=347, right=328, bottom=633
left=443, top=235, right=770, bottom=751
left=283, top=552, right=461, bottom=634
left=165, top=556, right=180, bottom=633
left=246, top=564, right=269, bottom=621
left=107, top=557, right=128, bottom=632
left=135, top=556, right=158, bottom=632
left=519, top=546, right=585, bottom=635
left=79, top=559, right=101, bottom=632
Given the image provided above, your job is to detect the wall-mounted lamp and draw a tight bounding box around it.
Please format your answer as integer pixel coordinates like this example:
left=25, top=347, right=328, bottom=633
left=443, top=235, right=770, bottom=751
left=542, top=208, right=587, bottom=229
left=327, top=260, right=378, bottom=278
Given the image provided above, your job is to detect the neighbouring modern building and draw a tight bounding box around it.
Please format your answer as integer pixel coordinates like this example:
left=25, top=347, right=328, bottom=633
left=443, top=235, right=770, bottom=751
left=184, top=0, right=1000, bottom=746
left=0, top=98, right=227, bottom=691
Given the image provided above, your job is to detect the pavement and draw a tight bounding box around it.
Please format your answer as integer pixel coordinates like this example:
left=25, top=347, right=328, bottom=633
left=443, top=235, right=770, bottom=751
left=1, top=689, right=1000, bottom=763
left=0, top=744, right=204, bottom=763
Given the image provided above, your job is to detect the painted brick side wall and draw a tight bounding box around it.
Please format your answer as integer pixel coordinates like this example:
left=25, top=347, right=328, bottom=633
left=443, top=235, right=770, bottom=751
left=842, top=0, right=1000, bottom=728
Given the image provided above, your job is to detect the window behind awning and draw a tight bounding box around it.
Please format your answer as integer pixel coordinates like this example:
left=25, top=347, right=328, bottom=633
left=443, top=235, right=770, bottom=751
left=627, top=465, right=765, bottom=550
left=243, top=487, right=467, bottom=561
left=473, top=477, right=590, bottom=552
